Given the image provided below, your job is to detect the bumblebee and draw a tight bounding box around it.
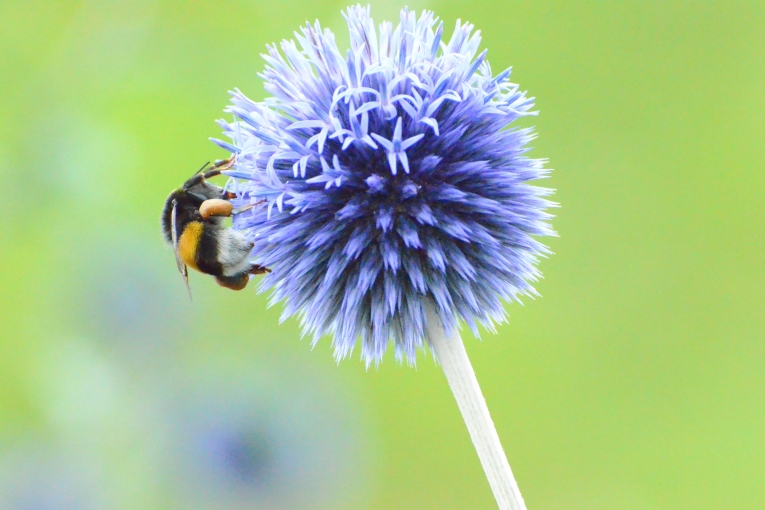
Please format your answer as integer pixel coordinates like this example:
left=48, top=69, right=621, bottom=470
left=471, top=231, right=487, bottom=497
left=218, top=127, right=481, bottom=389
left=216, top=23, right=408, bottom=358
left=161, top=158, right=268, bottom=297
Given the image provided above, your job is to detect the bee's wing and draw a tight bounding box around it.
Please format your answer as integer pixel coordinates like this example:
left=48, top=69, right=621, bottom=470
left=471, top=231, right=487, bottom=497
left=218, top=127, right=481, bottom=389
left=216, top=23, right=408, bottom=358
left=171, top=200, right=193, bottom=300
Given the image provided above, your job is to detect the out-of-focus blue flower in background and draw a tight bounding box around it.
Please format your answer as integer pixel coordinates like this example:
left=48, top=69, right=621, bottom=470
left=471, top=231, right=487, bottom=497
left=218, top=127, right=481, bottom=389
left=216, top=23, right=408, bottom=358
left=0, top=334, right=369, bottom=508
left=163, top=365, right=368, bottom=509
left=1, top=1, right=764, bottom=509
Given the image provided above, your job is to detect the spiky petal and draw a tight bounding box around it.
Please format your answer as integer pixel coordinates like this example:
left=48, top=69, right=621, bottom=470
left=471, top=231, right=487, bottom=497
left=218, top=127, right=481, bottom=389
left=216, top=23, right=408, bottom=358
left=212, top=6, right=555, bottom=365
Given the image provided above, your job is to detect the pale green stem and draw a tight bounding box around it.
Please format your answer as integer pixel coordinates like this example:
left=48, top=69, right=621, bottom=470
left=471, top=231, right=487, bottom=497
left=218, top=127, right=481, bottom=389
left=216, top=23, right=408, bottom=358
left=425, top=304, right=527, bottom=510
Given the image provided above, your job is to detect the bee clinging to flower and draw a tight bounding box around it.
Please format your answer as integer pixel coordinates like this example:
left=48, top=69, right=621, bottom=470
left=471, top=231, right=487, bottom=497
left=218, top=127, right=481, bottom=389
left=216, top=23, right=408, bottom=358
left=161, top=157, right=270, bottom=298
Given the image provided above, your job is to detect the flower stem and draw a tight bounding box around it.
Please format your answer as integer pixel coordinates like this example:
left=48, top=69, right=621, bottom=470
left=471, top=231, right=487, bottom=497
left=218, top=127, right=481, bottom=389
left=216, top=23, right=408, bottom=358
left=425, top=305, right=527, bottom=510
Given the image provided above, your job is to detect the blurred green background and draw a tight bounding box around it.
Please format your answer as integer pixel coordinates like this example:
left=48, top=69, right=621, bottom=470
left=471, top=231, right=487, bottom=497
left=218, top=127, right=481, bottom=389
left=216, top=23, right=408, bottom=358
left=1, top=0, right=763, bottom=508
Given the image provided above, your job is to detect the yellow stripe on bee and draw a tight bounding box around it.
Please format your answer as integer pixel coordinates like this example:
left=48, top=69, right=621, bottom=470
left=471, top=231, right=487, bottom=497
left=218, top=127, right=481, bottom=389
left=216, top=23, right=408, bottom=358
left=178, top=221, right=203, bottom=271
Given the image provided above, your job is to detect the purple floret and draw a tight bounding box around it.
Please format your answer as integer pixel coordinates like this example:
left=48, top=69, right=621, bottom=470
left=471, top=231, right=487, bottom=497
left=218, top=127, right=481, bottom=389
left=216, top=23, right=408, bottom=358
left=212, top=6, right=555, bottom=365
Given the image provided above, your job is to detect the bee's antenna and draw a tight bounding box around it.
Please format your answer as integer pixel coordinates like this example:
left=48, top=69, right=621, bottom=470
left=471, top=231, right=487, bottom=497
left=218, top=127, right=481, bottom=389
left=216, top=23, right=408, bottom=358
left=181, top=161, right=214, bottom=191
left=194, top=161, right=211, bottom=176
left=182, top=157, right=234, bottom=190
left=200, top=156, right=236, bottom=181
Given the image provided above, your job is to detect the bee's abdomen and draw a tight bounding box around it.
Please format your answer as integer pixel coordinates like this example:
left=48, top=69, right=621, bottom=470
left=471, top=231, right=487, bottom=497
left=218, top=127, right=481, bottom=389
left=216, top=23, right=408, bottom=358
left=178, top=221, right=203, bottom=271
left=196, top=224, right=225, bottom=276
left=177, top=221, right=223, bottom=276
left=179, top=221, right=250, bottom=278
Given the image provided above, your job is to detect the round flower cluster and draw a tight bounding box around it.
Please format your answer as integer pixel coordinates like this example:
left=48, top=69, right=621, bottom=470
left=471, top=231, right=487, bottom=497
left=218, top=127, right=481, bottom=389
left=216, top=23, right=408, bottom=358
left=213, top=6, right=555, bottom=364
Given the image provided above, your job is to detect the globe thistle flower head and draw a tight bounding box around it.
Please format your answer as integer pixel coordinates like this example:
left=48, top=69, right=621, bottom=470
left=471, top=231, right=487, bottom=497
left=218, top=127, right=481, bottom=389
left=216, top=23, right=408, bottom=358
left=213, top=5, right=555, bottom=365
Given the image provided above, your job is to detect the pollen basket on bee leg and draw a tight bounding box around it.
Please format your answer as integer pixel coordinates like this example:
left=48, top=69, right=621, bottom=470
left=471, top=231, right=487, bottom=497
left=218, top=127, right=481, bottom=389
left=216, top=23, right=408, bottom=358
left=215, top=273, right=250, bottom=291
left=200, top=199, right=233, bottom=219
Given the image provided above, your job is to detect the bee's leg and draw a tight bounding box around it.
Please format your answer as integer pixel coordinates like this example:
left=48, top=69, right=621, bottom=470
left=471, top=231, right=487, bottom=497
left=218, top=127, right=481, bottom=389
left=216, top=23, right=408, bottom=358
left=200, top=156, right=265, bottom=204
left=215, top=273, right=249, bottom=291
left=216, top=263, right=267, bottom=289
left=199, top=198, right=267, bottom=219
left=213, top=155, right=236, bottom=171
left=200, top=156, right=236, bottom=181
left=249, top=264, right=271, bottom=275
left=231, top=199, right=266, bottom=216
left=202, top=157, right=261, bottom=202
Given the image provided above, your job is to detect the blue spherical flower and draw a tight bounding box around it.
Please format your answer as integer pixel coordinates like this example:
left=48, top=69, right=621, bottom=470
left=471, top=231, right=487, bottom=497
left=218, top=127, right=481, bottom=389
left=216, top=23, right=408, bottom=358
left=212, top=6, right=555, bottom=364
